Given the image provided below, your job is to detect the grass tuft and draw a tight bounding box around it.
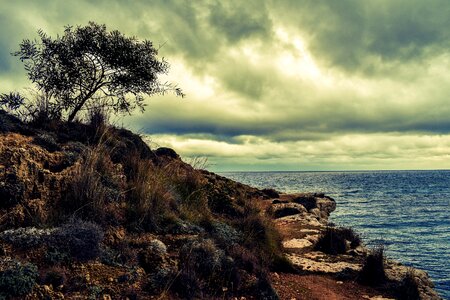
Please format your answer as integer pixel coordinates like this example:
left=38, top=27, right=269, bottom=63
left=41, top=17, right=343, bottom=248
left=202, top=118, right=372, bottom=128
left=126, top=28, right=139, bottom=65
left=358, top=245, right=387, bottom=286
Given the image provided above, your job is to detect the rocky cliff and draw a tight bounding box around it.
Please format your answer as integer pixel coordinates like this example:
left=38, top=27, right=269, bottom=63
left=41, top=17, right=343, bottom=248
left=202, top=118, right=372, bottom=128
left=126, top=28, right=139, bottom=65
left=0, top=111, right=441, bottom=299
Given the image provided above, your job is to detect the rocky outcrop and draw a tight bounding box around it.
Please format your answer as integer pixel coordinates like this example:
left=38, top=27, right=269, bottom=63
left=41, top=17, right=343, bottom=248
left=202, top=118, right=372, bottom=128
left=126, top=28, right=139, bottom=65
left=264, top=191, right=442, bottom=300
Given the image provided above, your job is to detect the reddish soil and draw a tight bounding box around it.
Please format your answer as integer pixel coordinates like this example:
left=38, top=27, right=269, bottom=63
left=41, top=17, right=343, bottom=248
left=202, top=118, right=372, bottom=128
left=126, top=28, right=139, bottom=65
left=271, top=273, right=384, bottom=300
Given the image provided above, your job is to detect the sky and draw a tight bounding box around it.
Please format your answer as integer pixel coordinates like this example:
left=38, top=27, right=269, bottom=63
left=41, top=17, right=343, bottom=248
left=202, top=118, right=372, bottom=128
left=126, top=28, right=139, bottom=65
left=1, top=0, right=450, bottom=171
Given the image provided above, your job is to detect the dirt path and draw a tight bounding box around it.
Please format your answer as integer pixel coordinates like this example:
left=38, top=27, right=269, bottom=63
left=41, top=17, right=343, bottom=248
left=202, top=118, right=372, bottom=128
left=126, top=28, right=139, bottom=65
left=271, top=273, right=389, bottom=300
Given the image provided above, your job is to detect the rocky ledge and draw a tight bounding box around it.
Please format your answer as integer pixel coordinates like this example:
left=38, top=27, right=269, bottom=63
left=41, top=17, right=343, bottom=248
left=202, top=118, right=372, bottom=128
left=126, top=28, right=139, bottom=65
left=266, top=192, right=442, bottom=300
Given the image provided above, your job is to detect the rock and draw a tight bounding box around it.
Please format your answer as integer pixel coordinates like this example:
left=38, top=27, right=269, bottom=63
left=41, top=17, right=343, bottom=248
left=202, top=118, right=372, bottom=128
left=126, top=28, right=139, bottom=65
left=27, top=284, right=65, bottom=299
left=154, top=147, right=179, bottom=159
left=287, top=252, right=361, bottom=274
left=262, top=188, right=280, bottom=198
left=316, top=197, right=336, bottom=216
left=385, top=262, right=442, bottom=300
left=271, top=203, right=307, bottom=218
left=309, top=208, right=321, bottom=219
left=292, top=194, right=317, bottom=210
left=283, top=238, right=313, bottom=249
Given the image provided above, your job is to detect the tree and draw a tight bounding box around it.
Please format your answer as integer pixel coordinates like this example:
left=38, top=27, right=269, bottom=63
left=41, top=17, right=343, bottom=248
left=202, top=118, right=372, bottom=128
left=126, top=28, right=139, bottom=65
left=14, top=22, right=183, bottom=122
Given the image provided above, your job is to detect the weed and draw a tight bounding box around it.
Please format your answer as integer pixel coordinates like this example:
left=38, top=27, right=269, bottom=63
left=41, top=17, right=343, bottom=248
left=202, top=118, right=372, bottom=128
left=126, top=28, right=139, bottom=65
left=358, top=245, right=387, bottom=286
left=314, top=227, right=347, bottom=255
left=126, top=159, right=175, bottom=232
left=235, top=213, right=283, bottom=266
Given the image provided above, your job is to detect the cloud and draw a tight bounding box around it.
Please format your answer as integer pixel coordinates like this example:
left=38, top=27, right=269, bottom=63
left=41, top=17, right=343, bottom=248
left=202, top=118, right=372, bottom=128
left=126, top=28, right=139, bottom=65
left=271, top=0, right=450, bottom=73
left=148, top=132, right=450, bottom=171
left=1, top=0, right=450, bottom=171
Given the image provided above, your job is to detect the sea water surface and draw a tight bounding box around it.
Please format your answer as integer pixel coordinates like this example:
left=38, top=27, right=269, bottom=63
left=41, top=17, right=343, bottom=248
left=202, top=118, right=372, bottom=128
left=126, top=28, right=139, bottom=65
left=220, top=170, right=450, bottom=299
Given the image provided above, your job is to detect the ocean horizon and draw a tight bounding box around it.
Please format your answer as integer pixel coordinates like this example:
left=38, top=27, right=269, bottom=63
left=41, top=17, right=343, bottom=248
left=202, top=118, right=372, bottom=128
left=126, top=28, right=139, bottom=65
left=220, top=170, right=450, bottom=299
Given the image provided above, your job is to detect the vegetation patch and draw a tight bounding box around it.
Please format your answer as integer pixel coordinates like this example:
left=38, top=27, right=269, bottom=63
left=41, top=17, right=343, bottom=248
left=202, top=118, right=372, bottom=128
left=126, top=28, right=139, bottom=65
left=0, top=261, right=38, bottom=298
left=358, top=245, right=387, bottom=286
left=314, top=226, right=361, bottom=255
left=50, top=219, right=104, bottom=263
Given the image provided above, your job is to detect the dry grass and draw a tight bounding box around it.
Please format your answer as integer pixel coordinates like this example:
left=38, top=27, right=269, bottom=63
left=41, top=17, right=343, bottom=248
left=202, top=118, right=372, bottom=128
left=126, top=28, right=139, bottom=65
left=314, top=226, right=361, bottom=255
left=398, top=268, right=421, bottom=300
left=60, top=142, right=124, bottom=222
left=127, top=158, right=176, bottom=232
left=358, top=245, right=387, bottom=286
left=125, top=151, right=213, bottom=232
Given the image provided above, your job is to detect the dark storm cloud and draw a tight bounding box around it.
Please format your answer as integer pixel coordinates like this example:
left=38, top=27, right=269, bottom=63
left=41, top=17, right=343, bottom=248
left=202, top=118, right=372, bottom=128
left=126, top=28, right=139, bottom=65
left=1, top=0, right=450, bottom=170
left=272, top=0, right=450, bottom=73
left=208, top=1, right=273, bottom=43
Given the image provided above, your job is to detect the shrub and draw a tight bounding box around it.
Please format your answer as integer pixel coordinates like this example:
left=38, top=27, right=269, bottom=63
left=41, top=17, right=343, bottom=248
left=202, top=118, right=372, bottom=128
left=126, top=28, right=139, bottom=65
left=33, top=133, right=60, bottom=152
left=173, top=239, right=239, bottom=298
left=210, top=221, right=242, bottom=246
left=0, top=261, right=38, bottom=298
left=314, top=226, right=361, bottom=255
left=138, top=239, right=168, bottom=273
left=338, top=227, right=361, bottom=248
left=358, top=245, right=387, bottom=286
left=398, top=268, right=421, bottom=300
left=51, top=219, right=104, bottom=262
left=42, top=267, right=66, bottom=287
left=172, top=164, right=211, bottom=225
left=228, top=244, right=260, bottom=273
left=315, top=227, right=347, bottom=255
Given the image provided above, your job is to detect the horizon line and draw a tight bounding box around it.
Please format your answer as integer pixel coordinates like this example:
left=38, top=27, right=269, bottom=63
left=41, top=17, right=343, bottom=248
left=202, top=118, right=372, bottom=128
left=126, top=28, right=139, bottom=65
left=215, top=169, right=450, bottom=173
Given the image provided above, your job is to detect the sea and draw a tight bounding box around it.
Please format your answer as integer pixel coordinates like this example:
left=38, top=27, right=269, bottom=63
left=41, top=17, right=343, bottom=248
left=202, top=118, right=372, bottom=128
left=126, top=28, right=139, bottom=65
left=220, top=170, right=450, bottom=299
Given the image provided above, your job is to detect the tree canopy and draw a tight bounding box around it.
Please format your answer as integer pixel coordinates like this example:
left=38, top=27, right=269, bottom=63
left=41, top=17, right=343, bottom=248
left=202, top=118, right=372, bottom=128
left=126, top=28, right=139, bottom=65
left=13, top=22, right=183, bottom=122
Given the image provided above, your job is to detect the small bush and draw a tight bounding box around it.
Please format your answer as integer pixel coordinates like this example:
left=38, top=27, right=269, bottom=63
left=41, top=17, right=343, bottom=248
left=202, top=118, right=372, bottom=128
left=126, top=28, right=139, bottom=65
left=138, top=239, right=168, bottom=273
left=172, top=164, right=211, bottom=225
left=45, top=247, right=70, bottom=265
left=173, top=239, right=239, bottom=298
left=358, top=245, right=387, bottom=286
left=338, top=227, right=362, bottom=248
left=0, top=261, right=38, bottom=298
left=42, top=267, right=66, bottom=287
left=88, top=106, right=109, bottom=136
left=33, top=133, right=60, bottom=152
left=398, top=268, right=421, bottom=300
left=314, top=226, right=361, bottom=255
left=51, top=219, right=104, bottom=262
left=228, top=244, right=261, bottom=273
